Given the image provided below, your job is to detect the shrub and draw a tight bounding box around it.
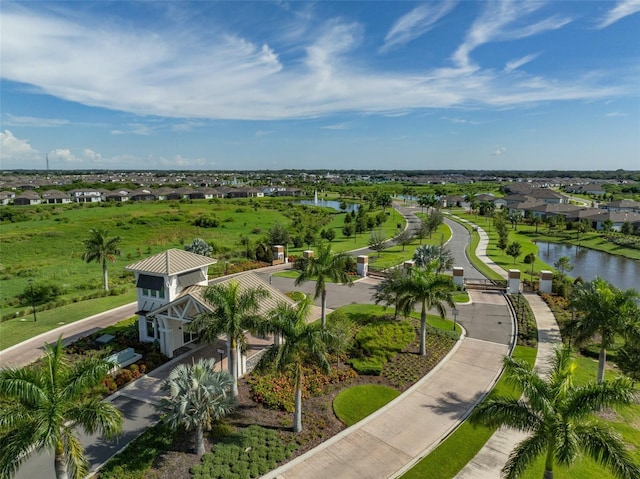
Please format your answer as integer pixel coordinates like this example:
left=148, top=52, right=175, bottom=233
left=115, top=368, right=133, bottom=387
left=349, top=358, right=383, bottom=376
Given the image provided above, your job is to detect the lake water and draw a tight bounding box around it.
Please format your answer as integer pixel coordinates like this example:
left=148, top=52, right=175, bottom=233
left=536, top=241, right=640, bottom=292
left=297, top=199, right=360, bottom=212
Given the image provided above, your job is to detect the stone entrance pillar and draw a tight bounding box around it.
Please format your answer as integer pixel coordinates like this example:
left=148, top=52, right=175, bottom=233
left=452, top=267, right=464, bottom=288
left=357, top=255, right=368, bottom=277
left=539, top=270, right=553, bottom=293
left=508, top=269, right=521, bottom=294
left=303, top=250, right=314, bottom=259
left=272, top=245, right=285, bottom=265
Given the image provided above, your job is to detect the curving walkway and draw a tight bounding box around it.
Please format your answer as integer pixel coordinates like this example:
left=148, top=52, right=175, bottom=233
left=7, top=207, right=562, bottom=479
left=454, top=221, right=562, bottom=479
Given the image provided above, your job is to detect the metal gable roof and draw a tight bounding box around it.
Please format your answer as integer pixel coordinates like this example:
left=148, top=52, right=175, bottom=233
left=125, top=249, right=217, bottom=276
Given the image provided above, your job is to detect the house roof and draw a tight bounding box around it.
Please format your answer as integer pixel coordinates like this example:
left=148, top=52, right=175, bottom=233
left=125, top=248, right=217, bottom=275
left=149, top=271, right=294, bottom=318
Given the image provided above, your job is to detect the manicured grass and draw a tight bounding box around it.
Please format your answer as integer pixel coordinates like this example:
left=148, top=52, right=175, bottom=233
left=333, top=385, right=401, bottom=426
left=330, top=303, right=462, bottom=334
left=0, top=290, right=136, bottom=350
left=401, top=346, right=537, bottom=479
left=452, top=292, right=469, bottom=303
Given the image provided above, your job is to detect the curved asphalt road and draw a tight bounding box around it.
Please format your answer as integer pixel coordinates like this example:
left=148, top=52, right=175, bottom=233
left=10, top=205, right=513, bottom=479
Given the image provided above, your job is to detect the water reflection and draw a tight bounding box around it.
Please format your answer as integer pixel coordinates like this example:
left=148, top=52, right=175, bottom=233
left=296, top=199, right=360, bottom=212
left=537, top=241, right=640, bottom=292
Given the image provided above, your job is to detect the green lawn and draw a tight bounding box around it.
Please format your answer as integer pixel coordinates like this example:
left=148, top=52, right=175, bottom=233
left=333, top=385, right=401, bottom=426
left=0, top=290, right=137, bottom=350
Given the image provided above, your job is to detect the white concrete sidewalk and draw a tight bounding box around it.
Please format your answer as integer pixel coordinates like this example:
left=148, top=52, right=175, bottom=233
left=455, top=295, right=562, bottom=478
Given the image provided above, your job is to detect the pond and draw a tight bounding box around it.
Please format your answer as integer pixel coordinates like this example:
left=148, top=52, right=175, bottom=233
left=297, top=199, right=360, bottom=212
left=536, top=241, right=640, bottom=292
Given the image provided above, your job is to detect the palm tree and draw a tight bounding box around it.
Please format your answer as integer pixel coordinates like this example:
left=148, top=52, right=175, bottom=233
left=254, top=297, right=333, bottom=432
left=398, top=266, right=456, bottom=356
left=470, top=347, right=639, bottom=479
left=373, top=266, right=410, bottom=320
left=82, top=227, right=121, bottom=291
left=568, top=277, right=640, bottom=383
left=413, top=244, right=454, bottom=273
left=0, top=337, right=123, bottom=479
left=158, top=358, right=235, bottom=456
left=294, top=242, right=354, bottom=327
left=187, top=280, right=269, bottom=396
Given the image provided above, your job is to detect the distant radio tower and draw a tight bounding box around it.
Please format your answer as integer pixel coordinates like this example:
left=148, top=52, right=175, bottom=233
left=46, top=153, right=49, bottom=172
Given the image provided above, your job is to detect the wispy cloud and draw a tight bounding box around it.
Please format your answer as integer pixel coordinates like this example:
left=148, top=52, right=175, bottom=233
left=111, top=123, right=155, bottom=135
left=492, top=146, right=507, bottom=156
left=4, top=114, right=69, bottom=128
left=596, top=0, right=640, bottom=29
left=504, top=52, right=541, bottom=72
left=255, top=129, right=274, bottom=137
left=605, top=111, right=628, bottom=117
left=453, top=2, right=570, bottom=68
left=380, top=1, right=457, bottom=53
left=441, top=116, right=482, bottom=125
left=0, top=3, right=631, bottom=123
left=321, top=122, right=351, bottom=130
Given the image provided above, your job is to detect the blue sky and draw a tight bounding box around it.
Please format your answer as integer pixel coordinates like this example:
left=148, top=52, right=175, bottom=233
left=1, top=0, right=639, bottom=171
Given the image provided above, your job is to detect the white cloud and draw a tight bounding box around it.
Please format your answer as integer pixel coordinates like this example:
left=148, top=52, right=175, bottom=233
left=0, top=130, right=40, bottom=165
left=605, top=111, right=628, bottom=117
left=321, top=122, right=351, bottom=130
left=0, top=4, right=631, bottom=123
left=596, top=0, right=640, bottom=29
left=380, top=1, right=458, bottom=53
left=492, top=147, right=507, bottom=156
left=4, top=114, right=69, bottom=128
left=453, top=2, right=570, bottom=68
left=255, top=129, right=274, bottom=137
left=504, top=52, right=541, bottom=72
left=158, top=155, right=209, bottom=168
left=50, top=149, right=83, bottom=164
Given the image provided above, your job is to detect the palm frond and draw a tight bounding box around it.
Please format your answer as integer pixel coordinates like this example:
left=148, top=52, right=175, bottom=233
left=576, top=423, right=640, bottom=479
left=502, top=428, right=548, bottom=479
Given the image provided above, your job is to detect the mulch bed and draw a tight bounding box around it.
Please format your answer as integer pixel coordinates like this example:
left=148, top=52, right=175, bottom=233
left=136, top=327, right=456, bottom=479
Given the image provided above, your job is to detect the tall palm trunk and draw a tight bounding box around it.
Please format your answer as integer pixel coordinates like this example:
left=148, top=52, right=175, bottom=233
left=321, top=289, right=327, bottom=328
left=229, top=337, right=238, bottom=397
left=102, top=259, right=109, bottom=291
left=294, top=368, right=303, bottom=432
left=194, top=424, right=205, bottom=456
left=419, top=301, right=427, bottom=356
left=597, top=346, right=606, bottom=384
left=54, top=445, right=69, bottom=479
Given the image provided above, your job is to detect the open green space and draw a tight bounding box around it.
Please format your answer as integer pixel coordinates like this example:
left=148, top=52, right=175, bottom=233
left=0, top=290, right=137, bottom=350
left=1, top=197, right=401, bottom=323
left=333, top=385, right=401, bottom=426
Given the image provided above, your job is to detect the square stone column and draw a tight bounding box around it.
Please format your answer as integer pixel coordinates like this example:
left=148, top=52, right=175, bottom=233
left=508, top=269, right=521, bottom=294
left=357, top=255, right=368, bottom=277
left=272, top=245, right=285, bottom=265
left=452, top=267, right=464, bottom=288
left=303, top=250, right=314, bottom=259
left=539, top=270, right=553, bottom=293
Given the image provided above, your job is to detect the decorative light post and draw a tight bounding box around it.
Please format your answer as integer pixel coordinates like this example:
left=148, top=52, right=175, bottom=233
left=452, top=308, right=459, bottom=331
left=29, top=278, right=37, bottom=322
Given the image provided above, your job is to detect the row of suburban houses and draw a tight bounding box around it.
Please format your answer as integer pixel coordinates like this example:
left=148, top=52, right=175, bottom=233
left=439, top=190, right=640, bottom=232
left=0, top=186, right=304, bottom=206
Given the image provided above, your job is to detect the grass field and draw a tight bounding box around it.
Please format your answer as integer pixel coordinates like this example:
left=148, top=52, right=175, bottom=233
left=0, top=198, right=402, bottom=320
left=0, top=290, right=137, bottom=350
